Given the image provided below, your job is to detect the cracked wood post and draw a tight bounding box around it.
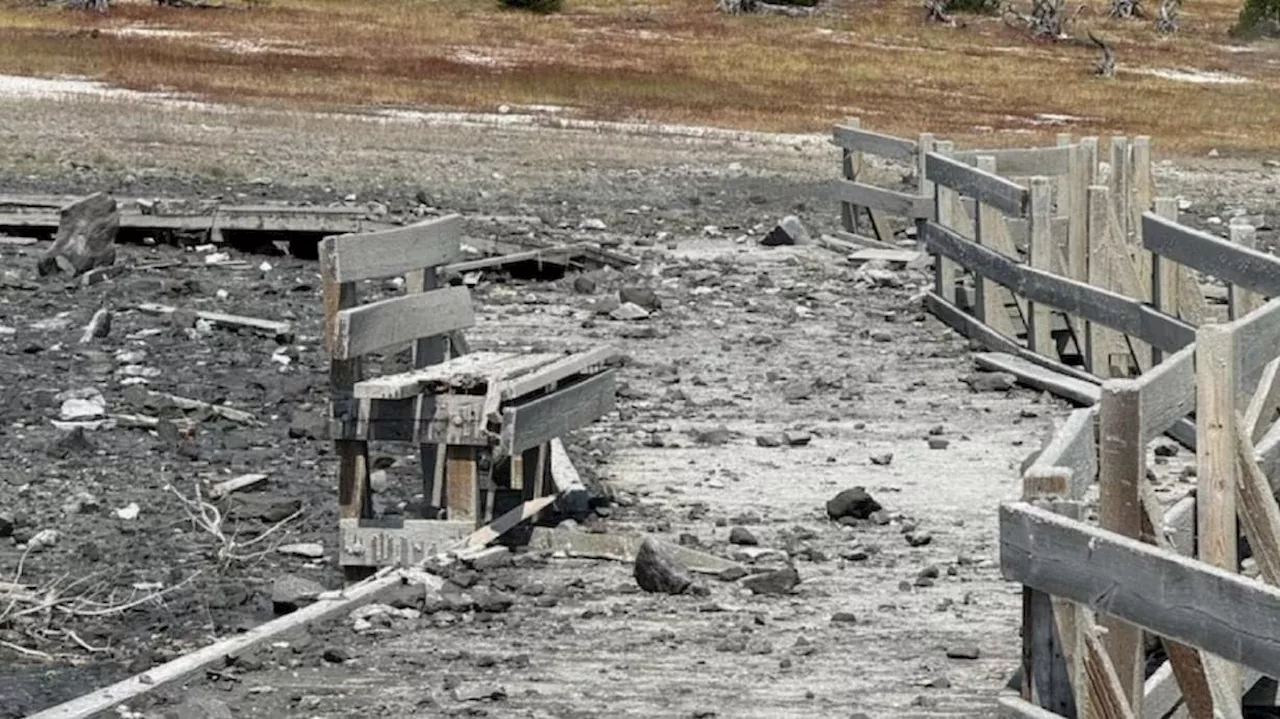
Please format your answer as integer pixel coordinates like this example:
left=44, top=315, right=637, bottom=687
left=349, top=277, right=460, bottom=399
left=1196, top=322, right=1242, bottom=705
left=840, top=117, right=862, bottom=234
left=916, top=131, right=936, bottom=296
left=1087, top=185, right=1126, bottom=377
left=1021, top=466, right=1079, bottom=716
left=1227, top=223, right=1260, bottom=320
left=1129, top=136, right=1154, bottom=300
left=405, top=263, right=449, bottom=516
left=934, top=140, right=961, bottom=307
left=1151, top=197, right=1179, bottom=365
left=1027, top=177, right=1054, bottom=358
left=974, top=154, right=1023, bottom=341
left=1098, top=380, right=1144, bottom=714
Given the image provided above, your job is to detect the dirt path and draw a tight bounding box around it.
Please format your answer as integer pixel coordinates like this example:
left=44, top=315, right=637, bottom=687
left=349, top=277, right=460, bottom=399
left=0, top=91, right=1277, bottom=718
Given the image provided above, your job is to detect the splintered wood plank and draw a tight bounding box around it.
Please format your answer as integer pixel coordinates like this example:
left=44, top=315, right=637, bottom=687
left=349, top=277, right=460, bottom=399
left=1233, top=411, right=1280, bottom=585
left=838, top=118, right=863, bottom=233
left=499, top=370, right=617, bottom=456
left=334, top=286, right=475, bottom=360
left=1243, top=358, right=1280, bottom=442
left=136, top=303, right=293, bottom=342
left=352, top=351, right=511, bottom=399
left=446, top=446, right=478, bottom=524
left=1228, top=223, right=1262, bottom=320
left=1000, top=502, right=1280, bottom=678
left=867, top=207, right=894, bottom=242
left=974, top=352, right=1099, bottom=406
left=455, top=495, right=558, bottom=551
left=1098, top=380, right=1145, bottom=713
left=1026, top=177, right=1054, bottom=358
left=1080, top=611, right=1139, bottom=719
left=500, top=346, right=618, bottom=401
left=825, top=179, right=933, bottom=220
left=831, top=121, right=918, bottom=162
left=322, top=215, right=462, bottom=283
left=1143, top=213, right=1280, bottom=298
left=1021, top=468, right=1077, bottom=716
left=926, top=151, right=1030, bottom=217
left=1087, top=185, right=1127, bottom=377
left=1130, top=136, right=1154, bottom=302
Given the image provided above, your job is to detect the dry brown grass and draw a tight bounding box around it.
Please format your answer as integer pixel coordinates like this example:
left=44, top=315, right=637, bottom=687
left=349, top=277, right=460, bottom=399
left=0, top=0, right=1277, bottom=154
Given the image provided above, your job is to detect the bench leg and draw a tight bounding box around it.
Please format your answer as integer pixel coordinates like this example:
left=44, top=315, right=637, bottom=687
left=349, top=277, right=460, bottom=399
left=337, top=438, right=374, bottom=582
left=446, top=446, right=478, bottom=525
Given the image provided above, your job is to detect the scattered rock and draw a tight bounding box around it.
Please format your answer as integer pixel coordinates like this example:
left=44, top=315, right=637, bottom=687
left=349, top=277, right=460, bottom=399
left=783, top=430, right=812, bottom=447
left=277, top=542, right=325, bottom=559
left=46, top=426, right=98, bottom=459
left=694, top=425, right=732, bottom=446
left=927, top=438, right=950, bottom=450
left=0, top=512, right=12, bottom=538
left=906, top=532, right=934, bottom=547
left=60, top=393, right=106, bottom=421
left=869, top=452, right=893, bottom=466
left=322, top=647, right=351, bottom=664
left=114, top=502, right=140, bottom=520
left=38, top=192, right=119, bottom=277
left=830, top=612, right=858, bottom=624
left=170, top=692, right=234, bottom=719
left=579, top=218, right=607, bottom=231
left=453, top=683, right=508, bottom=702
left=272, top=574, right=326, bottom=614
left=946, top=645, right=981, bottom=660
left=610, top=302, right=651, bottom=321
left=962, top=372, right=1016, bottom=393
left=761, top=215, right=811, bottom=246
left=826, top=487, right=882, bottom=521
left=755, top=434, right=783, bottom=448
left=63, top=491, right=101, bottom=515
left=287, top=411, right=328, bottom=440
left=742, top=565, right=800, bottom=596
left=572, top=276, right=597, bottom=294
left=634, top=538, right=693, bottom=595
left=728, top=527, right=759, bottom=546
left=718, top=566, right=748, bottom=582
left=619, top=286, right=661, bottom=311
left=28, top=529, right=60, bottom=552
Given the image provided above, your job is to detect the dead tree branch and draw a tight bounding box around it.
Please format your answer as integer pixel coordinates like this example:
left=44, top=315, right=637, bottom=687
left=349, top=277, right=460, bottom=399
left=1155, top=0, right=1179, bottom=32
left=1089, top=31, right=1116, bottom=77
left=166, top=482, right=301, bottom=568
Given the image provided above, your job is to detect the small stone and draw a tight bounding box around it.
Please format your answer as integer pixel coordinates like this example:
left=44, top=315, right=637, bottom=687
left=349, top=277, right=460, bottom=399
left=573, top=276, right=597, bottom=294
left=868, top=510, right=891, bottom=526
left=783, top=430, right=812, bottom=447
left=906, top=532, right=933, bottom=547
left=172, top=692, right=234, bottom=719
left=453, top=682, right=508, bottom=702
left=761, top=215, right=811, bottom=246
left=718, top=566, right=748, bottom=582
left=63, top=491, right=101, bottom=515
left=579, top=218, right=607, bottom=231
left=114, top=502, right=140, bottom=520
left=841, top=547, right=870, bottom=561
left=728, top=527, right=759, bottom=546
left=287, top=411, right=328, bottom=440
left=755, top=434, right=783, bottom=448
left=610, top=302, right=650, bottom=321
left=869, top=452, right=893, bottom=466
left=1154, top=443, right=1178, bottom=458
left=322, top=647, right=351, bottom=664
left=272, top=574, right=326, bottom=614
left=741, top=566, right=800, bottom=596
left=927, top=438, right=950, bottom=450
left=830, top=612, right=858, bottom=624
left=826, top=487, right=882, bottom=521
left=27, top=529, right=60, bottom=552
left=962, top=372, right=1016, bottom=393
left=694, top=425, right=732, bottom=445
left=0, top=512, right=12, bottom=538
left=946, top=645, right=981, bottom=660
left=918, top=565, right=941, bottom=580
left=926, top=675, right=952, bottom=689
left=277, top=543, right=325, bottom=559
left=634, top=538, right=693, bottom=595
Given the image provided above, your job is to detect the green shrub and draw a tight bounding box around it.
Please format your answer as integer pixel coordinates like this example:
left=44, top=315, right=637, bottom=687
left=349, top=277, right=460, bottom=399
left=1235, top=0, right=1280, bottom=35
left=499, top=0, right=563, bottom=13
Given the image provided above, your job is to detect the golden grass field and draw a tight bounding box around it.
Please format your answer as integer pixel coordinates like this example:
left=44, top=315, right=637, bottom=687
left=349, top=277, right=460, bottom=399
left=0, top=0, right=1277, bottom=154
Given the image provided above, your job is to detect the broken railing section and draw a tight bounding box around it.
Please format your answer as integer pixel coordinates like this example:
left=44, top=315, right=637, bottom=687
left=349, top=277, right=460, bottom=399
left=1001, top=296, right=1280, bottom=719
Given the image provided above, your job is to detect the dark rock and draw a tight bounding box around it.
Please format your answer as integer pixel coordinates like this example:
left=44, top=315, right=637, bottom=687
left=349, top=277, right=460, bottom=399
left=868, top=510, right=891, bottom=526
left=634, top=538, right=693, bottom=595
left=0, top=512, right=12, bottom=538
left=830, top=612, right=858, bottom=624
left=233, top=496, right=303, bottom=523
left=272, top=574, right=326, bottom=614
left=741, top=566, right=800, bottom=596
left=906, top=532, right=933, bottom=547
left=694, top=425, right=732, bottom=446
left=841, top=547, right=869, bottom=561
left=46, top=427, right=97, bottom=459
left=718, top=566, right=748, bottom=582
left=473, top=588, right=515, bottom=614
left=677, top=533, right=702, bottom=547
left=170, top=692, right=233, bottom=719
left=918, top=565, right=941, bottom=580
left=572, top=276, right=597, bottom=294
left=619, top=286, right=661, bottom=311
left=927, top=438, right=950, bottom=450
left=715, top=637, right=747, bottom=652
left=592, top=297, right=622, bottom=315
left=761, top=215, right=811, bottom=246
left=756, top=434, right=783, bottom=448
left=322, top=647, right=351, bottom=663
left=962, top=372, right=1016, bottom=393
left=826, top=487, right=882, bottom=521
left=728, top=527, right=759, bottom=546
left=384, top=581, right=428, bottom=611
left=1154, top=443, right=1178, bottom=458
left=946, top=645, right=981, bottom=660
left=452, top=683, right=507, bottom=702
left=170, top=309, right=199, bottom=331
left=869, top=452, right=893, bottom=466
left=38, top=192, right=118, bottom=276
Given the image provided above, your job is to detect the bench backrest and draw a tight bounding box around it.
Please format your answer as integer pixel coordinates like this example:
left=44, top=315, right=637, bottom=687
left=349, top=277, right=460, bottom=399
left=319, top=215, right=473, bottom=363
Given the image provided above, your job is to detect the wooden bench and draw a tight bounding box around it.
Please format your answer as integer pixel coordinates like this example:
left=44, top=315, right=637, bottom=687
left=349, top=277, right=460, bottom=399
left=319, top=215, right=618, bottom=580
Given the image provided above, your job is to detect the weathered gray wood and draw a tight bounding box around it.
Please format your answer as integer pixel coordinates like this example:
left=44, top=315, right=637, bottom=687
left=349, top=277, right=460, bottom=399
left=925, top=153, right=1030, bottom=217
left=1000, top=501, right=1280, bottom=680
left=923, top=221, right=1194, bottom=353
left=1029, top=407, right=1099, bottom=500
left=526, top=528, right=741, bottom=575
left=136, top=303, right=294, bottom=343
left=321, top=215, right=463, bottom=283
left=1232, top=298, right=1280, bottom=391
left=1134, top=343, right=1196, bottom=442
left=824, top=179, right=933, bottom=220
left=333, top=286, right=475, bottom=360
left=1027, top=177, right=1054, bottom=356
left=975, top=352, right=1099, bottom=406
left=352, top=352, right=562, bottom=400
left=1144, top=213, right=1280, bottom=298
left=922, top=290, right=1099, bottom=384
left=26, top=569, right=439, bottom=719
left=1099, top=380, right=1146, bottom=711
left=339, top=519, right=471, bottom=567
left=998, top=695, right=1068, bottom=719
left=447, top=247, right=574, bottom=274
left=954, top=145, right=1073, bottom=176
left=831, top=124, right=918, bottom=163
left=1004, top=216, right=1071, bottom=249
left=500, top=370, right=616, bottom=456
left=500, top=346, right=618, bottom=402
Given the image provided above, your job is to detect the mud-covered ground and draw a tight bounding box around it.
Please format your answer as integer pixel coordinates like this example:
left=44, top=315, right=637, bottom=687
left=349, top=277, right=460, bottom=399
left=0, top=93, right=1277, bottom=719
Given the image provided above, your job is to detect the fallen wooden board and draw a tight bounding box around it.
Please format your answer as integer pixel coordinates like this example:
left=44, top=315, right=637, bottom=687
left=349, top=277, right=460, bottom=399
left=975, top=352, right=1099, bottom=406
left=136, top=303, right=294, bottom=343
left=818, top=231, right=898, bottom=252
left=208, top=473, right=267, bottom=500
left=846, top=248, right=923, bottom=266
left=1001, top=501, right=1280, bottom=680
left=527, top=528, right=741, bottom=575
left=454, top=495, right=558, bottom=551
left=447, top=246, right=577, bottom=274
left=26, top=568, right=440, bottom=719
left=831, top=124, right=918, bottom=163
left=500, top=370, right=617, bottom=456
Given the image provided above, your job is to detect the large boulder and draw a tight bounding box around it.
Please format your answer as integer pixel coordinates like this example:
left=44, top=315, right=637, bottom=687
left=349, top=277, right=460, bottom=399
left=760, top=215, right=811, bottom=246
left=826, top=487, right=882, bottom=521
left=38, top=193, right=118, bottom=277
left=634, top=538, right=693, bottom=595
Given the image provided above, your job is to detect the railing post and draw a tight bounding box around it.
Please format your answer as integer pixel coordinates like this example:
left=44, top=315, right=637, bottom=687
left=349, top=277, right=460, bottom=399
left=1021, top=466, right=1080, bottom=717
left=1098, top=380, right=1145, bottom=714
left=1027, top=177, right=1054, bottom=357
left=933, top=140, right=960, bottom=306
left=840, top=117, right=861, bottom=234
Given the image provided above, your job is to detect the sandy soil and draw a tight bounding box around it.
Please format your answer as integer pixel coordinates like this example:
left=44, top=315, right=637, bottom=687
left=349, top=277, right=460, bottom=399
left=0, top=90, right=1276, bottom=719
